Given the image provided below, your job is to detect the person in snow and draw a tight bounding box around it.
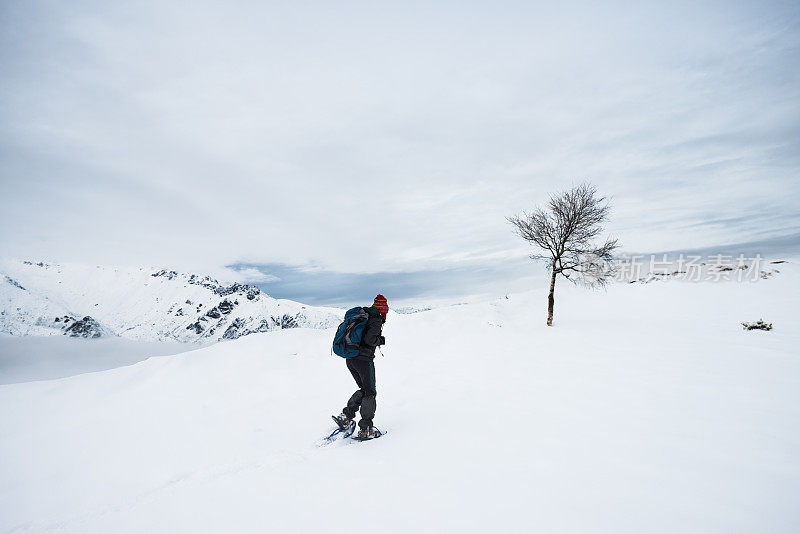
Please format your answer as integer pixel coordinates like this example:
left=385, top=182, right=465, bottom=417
left=333, top=294, right=388, bottom=440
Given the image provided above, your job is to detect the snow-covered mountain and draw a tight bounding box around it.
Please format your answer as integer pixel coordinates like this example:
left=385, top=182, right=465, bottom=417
left=0, top=260, right=343, bottom=341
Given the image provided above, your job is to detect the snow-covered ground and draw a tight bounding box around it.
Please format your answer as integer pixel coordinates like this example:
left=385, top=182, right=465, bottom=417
left=1, top=262, right=798, bottom=533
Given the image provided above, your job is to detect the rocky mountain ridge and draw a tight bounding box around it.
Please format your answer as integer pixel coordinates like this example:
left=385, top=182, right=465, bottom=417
left=0, top=261, right=342, bottom=342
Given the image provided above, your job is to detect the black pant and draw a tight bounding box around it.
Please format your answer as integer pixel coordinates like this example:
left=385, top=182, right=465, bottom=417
left=342, top=358, right=376, bottom=429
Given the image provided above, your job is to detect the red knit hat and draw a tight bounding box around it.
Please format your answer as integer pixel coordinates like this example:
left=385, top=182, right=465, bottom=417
left=373, top=294, right=389, bottom=318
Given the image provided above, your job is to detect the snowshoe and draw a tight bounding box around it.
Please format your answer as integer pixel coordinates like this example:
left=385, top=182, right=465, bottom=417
left=319, top=418, right=356, bottom=446
left=332, top=413, right=353, bottom=431
left=352, top=426, right=383, bottom=441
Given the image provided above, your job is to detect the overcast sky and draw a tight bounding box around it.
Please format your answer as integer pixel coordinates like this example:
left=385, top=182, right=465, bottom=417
left=1, top=1, right=799, bottom=305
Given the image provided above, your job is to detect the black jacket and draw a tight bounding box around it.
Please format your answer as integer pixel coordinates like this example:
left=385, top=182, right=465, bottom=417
left=357, top=306, right=385, bottom=360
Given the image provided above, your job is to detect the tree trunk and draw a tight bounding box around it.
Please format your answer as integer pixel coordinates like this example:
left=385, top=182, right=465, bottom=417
left=547, top=269, right=556, bottom=326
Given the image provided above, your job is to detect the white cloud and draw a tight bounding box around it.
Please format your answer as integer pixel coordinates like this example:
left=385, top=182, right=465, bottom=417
left=1, top=0, right=798, bottom=282
left=231, top=268, right=280, bottom=284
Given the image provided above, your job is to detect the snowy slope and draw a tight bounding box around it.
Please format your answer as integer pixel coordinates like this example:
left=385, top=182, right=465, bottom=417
left=1, top=261, right=798, bottom=533
left=0, top=260, right=342, bottom=341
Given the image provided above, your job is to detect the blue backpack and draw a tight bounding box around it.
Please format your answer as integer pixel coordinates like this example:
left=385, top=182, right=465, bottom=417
left=332, top=307, right=369, bottom=358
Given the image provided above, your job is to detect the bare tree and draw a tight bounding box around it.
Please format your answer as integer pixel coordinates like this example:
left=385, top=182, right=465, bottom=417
left=508, top=183, right=620, bottom=326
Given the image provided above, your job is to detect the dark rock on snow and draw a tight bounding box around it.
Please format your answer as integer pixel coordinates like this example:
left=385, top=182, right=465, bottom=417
left=186, top=321, right=205, bottom=334
left=63, top=316, right=104, bottom=338
left=218, top=299, right=234, bottom=314
left=4, top=276, right=26, bottom=291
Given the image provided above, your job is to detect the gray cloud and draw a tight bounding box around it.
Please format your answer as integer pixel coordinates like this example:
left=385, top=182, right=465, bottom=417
left=230, top=258, right=544, bottom=308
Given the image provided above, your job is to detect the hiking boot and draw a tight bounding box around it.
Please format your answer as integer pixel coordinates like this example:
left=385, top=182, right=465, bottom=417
left=355, top=426, right=382, bottom=441
left=332, top=413, right=353, bottom=431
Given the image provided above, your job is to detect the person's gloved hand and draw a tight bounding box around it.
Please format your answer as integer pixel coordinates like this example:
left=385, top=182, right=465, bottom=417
left=377, top=335, right=386, bottom=346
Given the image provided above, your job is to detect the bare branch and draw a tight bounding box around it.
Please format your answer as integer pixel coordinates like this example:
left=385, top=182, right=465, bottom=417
left=508, top=182, right=621, bottom=324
